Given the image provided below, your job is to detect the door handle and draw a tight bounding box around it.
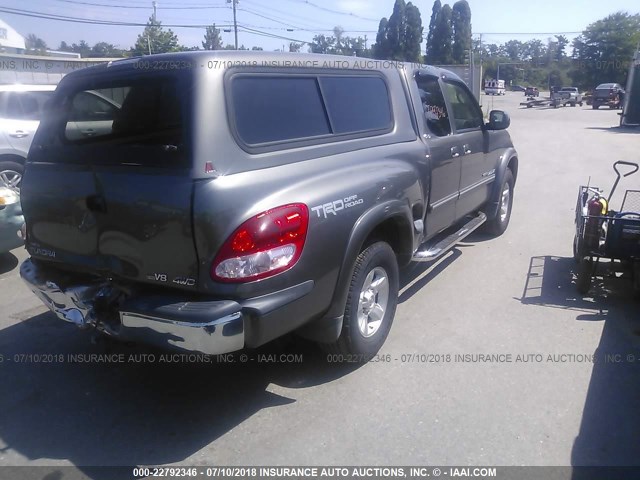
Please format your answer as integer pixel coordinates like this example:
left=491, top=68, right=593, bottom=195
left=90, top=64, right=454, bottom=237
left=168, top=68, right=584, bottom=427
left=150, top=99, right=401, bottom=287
left=463, top=144, right=472, bottom=155
left=9, top=130, right=28, bottom=138
left=451, top=146, right=460, bottom=158
left=86, top=194, right=107, bottom=213
left=81, top=129, right=96, bottom=137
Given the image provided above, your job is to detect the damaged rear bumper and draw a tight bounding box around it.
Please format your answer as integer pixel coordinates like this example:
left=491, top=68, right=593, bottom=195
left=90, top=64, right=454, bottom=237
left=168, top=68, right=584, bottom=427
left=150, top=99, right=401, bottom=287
left=19, top=258, right=244, bottom=355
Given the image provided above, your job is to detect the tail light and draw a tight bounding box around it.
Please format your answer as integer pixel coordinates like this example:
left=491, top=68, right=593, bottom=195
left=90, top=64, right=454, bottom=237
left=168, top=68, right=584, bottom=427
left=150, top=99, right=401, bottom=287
left=211, top=203, right=309, bottom=282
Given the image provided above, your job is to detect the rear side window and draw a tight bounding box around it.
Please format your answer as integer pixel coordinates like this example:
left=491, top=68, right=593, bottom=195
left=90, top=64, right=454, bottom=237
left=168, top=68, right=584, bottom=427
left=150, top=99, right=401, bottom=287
left=230, top=73, right=392, bottom=147
left=62, top=78, right=182, bottom=145
left=0, top=91, right=53, bottom=120
left=319, top=76, right=392, bottom=134
left=232, top=77, right=330, bottom=144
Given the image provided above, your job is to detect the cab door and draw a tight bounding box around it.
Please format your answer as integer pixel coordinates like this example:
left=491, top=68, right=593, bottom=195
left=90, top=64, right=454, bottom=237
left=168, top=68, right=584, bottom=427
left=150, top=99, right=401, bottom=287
left=411, top=72, right=461, bottom=237
left=441, top=80, right=494, bottom=219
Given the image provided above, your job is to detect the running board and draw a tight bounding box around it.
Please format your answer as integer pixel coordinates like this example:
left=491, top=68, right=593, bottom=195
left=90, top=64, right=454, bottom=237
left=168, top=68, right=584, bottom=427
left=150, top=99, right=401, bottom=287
left=412, top=212, right=487, bottom=262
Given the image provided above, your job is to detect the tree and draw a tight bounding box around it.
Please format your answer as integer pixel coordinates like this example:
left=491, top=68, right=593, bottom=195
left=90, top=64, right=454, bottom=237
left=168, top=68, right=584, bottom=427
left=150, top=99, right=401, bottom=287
left=404, top=3, right=423, bottom=63
left=425, top=0, right=441, bottom=63
left=132, top=16, right=180, bottom=56
left=252, top=46, right=264, bottom=51
left=309, top=34, right=336, bottom=54
left=202, top=24, right=223, bottom=50
left=570, top=12, right=640, bottom=88
left=386, top=0, right=406, bottom=60
left=452, top=0, right=471, bottom=64
left=431, top=4, right=453, bottom=64
left=25, top=34, right=47, bottom=55
left=90, top=42, right=123, bottom=57
left=554, top=34, right=569, bottom=62
left=289, top=42, right=302, bottom=52
left=372, top=18, right=390, bottom=59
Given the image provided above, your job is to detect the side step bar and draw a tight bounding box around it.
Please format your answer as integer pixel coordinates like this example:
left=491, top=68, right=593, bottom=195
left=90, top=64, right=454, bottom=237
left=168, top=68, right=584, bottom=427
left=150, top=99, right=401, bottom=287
left=412, top=212, right=487, bottom=263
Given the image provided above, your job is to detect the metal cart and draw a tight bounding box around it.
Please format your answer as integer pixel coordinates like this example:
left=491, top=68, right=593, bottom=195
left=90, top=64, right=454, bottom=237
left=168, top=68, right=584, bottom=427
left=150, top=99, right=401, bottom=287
left=573, top=161, right=640, bottom=295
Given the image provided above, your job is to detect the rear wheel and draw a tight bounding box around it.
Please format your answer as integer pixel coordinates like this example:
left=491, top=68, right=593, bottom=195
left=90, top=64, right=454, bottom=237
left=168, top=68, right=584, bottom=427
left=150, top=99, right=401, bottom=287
left=592, top=104, right=599, bottom=110
left=0, top=160, right=23, bottom=191
left=324, top=241, right=399, bottom=360
left=485, top=169, right=514, bottom=236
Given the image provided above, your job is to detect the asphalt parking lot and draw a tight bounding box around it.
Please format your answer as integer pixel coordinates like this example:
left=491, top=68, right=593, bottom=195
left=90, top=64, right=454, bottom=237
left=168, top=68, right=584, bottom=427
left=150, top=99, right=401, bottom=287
left=0, top=91, right=639, bottom=472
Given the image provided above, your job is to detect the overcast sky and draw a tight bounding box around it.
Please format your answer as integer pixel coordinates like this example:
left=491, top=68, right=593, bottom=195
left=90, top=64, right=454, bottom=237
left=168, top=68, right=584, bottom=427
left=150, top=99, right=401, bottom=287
left=0, top=0, right=638, bottom=53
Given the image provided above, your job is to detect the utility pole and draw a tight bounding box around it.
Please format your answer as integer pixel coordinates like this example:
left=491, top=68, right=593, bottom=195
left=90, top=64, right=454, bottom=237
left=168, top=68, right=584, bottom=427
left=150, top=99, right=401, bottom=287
left=227, top=0, right=238, bottom=49
left=152, top=1, right=157, bottom=22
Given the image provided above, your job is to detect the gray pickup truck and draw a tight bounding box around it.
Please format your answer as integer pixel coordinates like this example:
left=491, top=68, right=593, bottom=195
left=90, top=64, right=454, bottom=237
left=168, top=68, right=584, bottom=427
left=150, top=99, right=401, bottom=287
left=19, top=52, right=518, bottom=360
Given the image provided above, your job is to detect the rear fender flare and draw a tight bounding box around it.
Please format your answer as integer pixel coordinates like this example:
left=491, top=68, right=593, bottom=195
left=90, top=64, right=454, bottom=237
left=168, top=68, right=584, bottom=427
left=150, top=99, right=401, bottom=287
left=323, top=199, right=413, bottom=320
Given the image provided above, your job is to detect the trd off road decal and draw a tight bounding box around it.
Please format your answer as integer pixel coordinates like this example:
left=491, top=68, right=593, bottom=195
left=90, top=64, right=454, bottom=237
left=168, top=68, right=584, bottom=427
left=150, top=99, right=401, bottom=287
left=311, top=194, right=364, bottom=219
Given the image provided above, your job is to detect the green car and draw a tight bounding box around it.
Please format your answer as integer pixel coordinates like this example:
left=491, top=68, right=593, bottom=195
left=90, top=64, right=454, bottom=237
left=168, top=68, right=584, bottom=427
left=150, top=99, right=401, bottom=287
left=0, top=187, right=23, bottom=254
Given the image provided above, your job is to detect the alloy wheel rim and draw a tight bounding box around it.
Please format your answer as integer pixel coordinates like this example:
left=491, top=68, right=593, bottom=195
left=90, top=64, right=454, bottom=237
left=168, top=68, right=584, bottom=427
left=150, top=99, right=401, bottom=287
left=0, top=170, right=21, bottom=190
left=357, top=266, right=389, bottom=338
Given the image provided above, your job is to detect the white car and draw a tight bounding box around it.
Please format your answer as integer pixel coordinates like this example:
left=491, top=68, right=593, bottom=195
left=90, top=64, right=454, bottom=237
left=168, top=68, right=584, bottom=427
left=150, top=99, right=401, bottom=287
left=0, top=84, right=121, bottom=190
left=0, top=84, right=56, bottom=190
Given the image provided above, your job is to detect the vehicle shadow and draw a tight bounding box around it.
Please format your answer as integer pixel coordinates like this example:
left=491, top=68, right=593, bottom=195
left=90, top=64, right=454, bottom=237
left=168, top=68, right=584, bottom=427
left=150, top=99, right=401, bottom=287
left=398, top=248, right=461, bottom=303
left=518, top=255, right=640, bottom=472
left=0, top=310, right=357, bottom=473
left=585, top=126, right=639, bottom=134
left=0, top=252, right=18, bottom=275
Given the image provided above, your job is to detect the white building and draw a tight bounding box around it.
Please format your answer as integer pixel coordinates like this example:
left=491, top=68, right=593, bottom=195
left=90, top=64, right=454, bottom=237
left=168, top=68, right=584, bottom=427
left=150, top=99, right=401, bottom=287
left=0, top=18, right=25, bottom=54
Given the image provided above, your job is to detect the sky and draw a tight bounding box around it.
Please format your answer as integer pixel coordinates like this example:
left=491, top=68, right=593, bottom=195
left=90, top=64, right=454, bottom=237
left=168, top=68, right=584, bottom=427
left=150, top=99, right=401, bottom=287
left=0, top=0, right=638, bottom=53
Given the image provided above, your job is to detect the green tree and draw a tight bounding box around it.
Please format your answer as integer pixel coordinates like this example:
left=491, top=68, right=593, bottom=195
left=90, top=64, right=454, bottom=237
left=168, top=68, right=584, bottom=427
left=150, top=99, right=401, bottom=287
left=404, top=2, right=423, bottom=63
left=386, top=0, right=406, bottom=60
left=431, top=4, right=453, bottom=64
left=91, top=42, right=124, bottom=57
left=132, top=16, right=180, bottom=56
left=25, top=34, right=47, bottom=55
left=309, top=34, right=336, bottom=54
left=451, top=0, right=471, bottom=64
left=372, top=18, right=390, bottom=59
left=570, top=12, right=640, bottom=88
left=554, top=34, right=569, bottom=61
left=289, top=42, right=302, bottom=52
left=202, top=24, right=223, bottom=50
left=425, top=0, right=441, bottom=63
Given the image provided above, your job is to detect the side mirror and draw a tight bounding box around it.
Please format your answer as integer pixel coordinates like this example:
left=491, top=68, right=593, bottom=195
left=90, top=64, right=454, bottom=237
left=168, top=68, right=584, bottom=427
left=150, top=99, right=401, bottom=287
left=487, top=110, right=510, bottom=130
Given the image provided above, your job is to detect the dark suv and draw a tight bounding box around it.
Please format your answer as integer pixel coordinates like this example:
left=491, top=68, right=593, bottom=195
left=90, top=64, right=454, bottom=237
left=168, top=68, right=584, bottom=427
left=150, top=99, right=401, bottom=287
left=592, top=83, right=625, bottom=109
left=20, top=52, right=518, bottom=360
left=525, top=86, right=539, bottom=97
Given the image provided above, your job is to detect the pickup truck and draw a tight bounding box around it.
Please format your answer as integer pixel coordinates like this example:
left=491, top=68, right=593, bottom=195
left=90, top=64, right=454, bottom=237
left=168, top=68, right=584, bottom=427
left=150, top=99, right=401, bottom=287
left=19, top=52, right=519, bottom=361
left=556, top=87, right=583, bottom=107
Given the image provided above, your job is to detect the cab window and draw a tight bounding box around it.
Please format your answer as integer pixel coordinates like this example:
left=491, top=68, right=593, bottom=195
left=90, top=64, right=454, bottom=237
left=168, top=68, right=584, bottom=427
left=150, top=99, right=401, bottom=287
left=414, top=74, right=451, bottom=137
left=443, top=81, right=483, bottom=131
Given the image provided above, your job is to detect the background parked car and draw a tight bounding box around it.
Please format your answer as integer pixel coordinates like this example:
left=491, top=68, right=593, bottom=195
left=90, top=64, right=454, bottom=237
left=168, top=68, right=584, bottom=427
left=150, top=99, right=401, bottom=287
left=511, top=85, right=526, bottom=92
left=0, top=84, right=56, bottom=191
left=525, top=86, right=539, bottom=97
left=0, top=186, right=23, bottom=254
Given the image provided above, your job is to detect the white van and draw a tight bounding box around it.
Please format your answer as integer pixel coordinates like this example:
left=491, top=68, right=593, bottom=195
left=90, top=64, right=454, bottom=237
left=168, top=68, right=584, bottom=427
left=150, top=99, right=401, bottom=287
left=484, top=79, right=505, bottom=95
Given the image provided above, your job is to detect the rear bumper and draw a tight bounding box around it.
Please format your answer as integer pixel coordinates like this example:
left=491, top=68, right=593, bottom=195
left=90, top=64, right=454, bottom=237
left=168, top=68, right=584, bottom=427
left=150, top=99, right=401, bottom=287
left=20, top=258, right=315, bottom=355
left=20, top=258, right=243, bottom=355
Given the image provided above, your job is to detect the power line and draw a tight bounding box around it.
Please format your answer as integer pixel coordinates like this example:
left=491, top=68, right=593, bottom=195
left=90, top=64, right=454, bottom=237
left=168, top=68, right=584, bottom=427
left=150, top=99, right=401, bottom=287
left=279, top=0, right=379, bottom=22
left=52, top=0, right=230, bottom=9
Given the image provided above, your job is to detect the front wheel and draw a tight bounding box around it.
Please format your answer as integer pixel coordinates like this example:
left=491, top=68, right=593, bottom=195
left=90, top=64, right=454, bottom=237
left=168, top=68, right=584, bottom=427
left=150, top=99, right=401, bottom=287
left=485, top=169, right=514, bottom=236
left=0, top=160, right=23, bottom=191
left=324, top=242, right=399, bottom=359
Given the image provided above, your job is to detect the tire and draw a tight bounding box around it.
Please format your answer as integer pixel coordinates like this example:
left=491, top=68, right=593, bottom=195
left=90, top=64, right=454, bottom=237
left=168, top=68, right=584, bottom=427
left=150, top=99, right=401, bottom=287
left=573, top=234, right=583, bottom=264
left=485, top=169, right=514, bottom=236
left=592, top=104, right=599, bottom=110
left=579, top=102, right=583, bottom=107
left=571, top=102, right=576, bottom=107
left=576, top=257, right=593, bottom=295
left=323, top=241, right=399, bottom=360
left=0, top=160, right=24, bottom=190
